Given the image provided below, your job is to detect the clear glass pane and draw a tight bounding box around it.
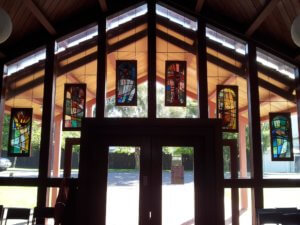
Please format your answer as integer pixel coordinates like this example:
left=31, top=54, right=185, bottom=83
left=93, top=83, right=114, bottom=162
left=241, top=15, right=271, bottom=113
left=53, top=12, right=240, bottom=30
left=162, top=146, right=194, bottom=225
left=106, top=146, right=140, bottom=225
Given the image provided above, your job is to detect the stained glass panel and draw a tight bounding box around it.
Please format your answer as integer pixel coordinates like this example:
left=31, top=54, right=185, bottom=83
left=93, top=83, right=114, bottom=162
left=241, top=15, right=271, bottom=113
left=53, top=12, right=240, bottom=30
left=269, top=113, right=293, bottom=161
left=8, top=108, right=33, bottom=157
left=165, top=61, right=186, bottom=106
left=63, top=83, right=86, bottom=131
left=116, top=60, right=137, bottom=106
left=217, top=85, right=238, bottom=132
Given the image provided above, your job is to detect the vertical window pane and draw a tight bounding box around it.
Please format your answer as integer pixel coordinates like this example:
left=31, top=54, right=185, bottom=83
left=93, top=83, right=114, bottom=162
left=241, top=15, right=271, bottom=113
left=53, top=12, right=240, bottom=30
left=162, top=147, right=194, bottom=225
left=1, top=52, right=45, bottom=178
left=106, top=146, right=140, bottom=225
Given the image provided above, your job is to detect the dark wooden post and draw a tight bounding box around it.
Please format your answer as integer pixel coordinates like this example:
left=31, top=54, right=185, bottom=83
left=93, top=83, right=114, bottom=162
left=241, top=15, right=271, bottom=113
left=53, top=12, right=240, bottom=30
left=96, top=13, right=107, bottom=119
left=246, top=41, right=263, bottom=223
left=0, top=62, right=4, bottom=157
left=197, top=18, right=208, bottom=118
left=37, top=40, right=56, bottom=223
left=147, top=0, right=157, bottom=119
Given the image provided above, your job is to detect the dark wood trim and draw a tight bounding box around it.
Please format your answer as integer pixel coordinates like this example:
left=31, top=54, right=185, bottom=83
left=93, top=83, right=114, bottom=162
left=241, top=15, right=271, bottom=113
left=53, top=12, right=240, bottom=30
left=0, top=62, right=5, bottom=157
left=206, top=39, right=245, bottom=64
left=36, top=40, right=56, bottom=224
left=197, top=18, right=208, bottom=118
left=295, top=67, right=300, bottom=165
left=257, top=63, right=295, bottom=89
left=96, top=14, right=107, bottom=119
left=195, top=0, right=205, bottom=13
left=23, top=0, right=57, bottom=36
left=258, top=78, right=296, bottom=103
left=246, top=42, right=264, bottom=217
left=64, top=138, right=81, bottom=178
left=156, top=29, right=195, bottom=53
left=148, top=0, right=156, bottom=119
left=108, top=29, right=147, bottom=53
left=245, top=0, right=280, bottom=37
left=98, top=0, right=108, bottom=12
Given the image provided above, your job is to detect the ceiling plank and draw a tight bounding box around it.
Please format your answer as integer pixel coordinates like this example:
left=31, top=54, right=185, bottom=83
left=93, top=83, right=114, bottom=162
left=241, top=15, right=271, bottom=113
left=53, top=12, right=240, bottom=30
left=245, top=0, right=280, bottom=37
left=98, top=0, right=108, bottom=12
left=23, top=0, right=57, bottom=36
left=195, top=0, right=205, bottom=13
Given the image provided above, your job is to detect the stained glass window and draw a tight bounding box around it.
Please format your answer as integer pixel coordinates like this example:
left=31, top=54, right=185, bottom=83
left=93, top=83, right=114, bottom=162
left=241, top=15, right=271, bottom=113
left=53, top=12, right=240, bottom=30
left=269, top=113, right=293, bottom=161
left=116, top=60, right=137, bottom=106
left=216, top=85, right=238, bottom=132
left=63, top=83, right=86, bottom=131
left=165, top=61, right=186, bottom=106
left=8, top=108, right=33, bottom=157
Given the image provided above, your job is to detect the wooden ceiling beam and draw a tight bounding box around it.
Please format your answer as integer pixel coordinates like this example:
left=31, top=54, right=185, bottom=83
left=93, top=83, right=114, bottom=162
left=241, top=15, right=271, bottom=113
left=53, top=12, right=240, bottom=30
left=239, top=93, right=278, bottom=113
left=6, top=26, right=295, bottom=104
left=195, top=0, right=205, bottom=13
left=98, top=0, right=108, bottom=12
left=245, top=0, right=280, bottom=37
left=23, top=0, right=57, bottom=36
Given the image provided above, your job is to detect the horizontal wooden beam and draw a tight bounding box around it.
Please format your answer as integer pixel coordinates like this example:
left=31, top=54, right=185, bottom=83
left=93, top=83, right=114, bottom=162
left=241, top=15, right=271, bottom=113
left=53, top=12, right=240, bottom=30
left=245, top=0, right=280, bottom=37
left=6, top=25, right=295, bottom=106
left=258, top=78, right=296, bottom=103
left=23, top=0, right=57, bottom=36
left=257, top=63, right=295, bottom=89
left=156, top=29, right=196, bottom=53
left=239, top=93, right=278, bottom=113
left=107, top=29, right=147, bottom=53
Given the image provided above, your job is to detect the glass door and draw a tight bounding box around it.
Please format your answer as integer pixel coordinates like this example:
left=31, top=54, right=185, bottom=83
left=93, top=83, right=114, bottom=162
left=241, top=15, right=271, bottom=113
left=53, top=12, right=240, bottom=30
left=150, top=137, right=204, bottom=225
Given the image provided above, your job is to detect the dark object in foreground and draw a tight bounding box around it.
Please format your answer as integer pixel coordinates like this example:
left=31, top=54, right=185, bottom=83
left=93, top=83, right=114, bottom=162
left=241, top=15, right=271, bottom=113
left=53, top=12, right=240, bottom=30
left=257, top=208, right=300, bottom=225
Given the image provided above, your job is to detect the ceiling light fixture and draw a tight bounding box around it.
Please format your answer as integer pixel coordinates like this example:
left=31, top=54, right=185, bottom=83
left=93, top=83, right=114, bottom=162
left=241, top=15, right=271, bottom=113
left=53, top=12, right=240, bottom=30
left=291, top=15, right=300, bottom=48
left=0, top=8, right=12, bottom=44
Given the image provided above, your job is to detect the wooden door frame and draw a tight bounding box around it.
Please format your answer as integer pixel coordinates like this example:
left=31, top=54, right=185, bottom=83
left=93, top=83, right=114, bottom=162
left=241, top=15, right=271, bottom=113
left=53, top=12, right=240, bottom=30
left=64, top=138, right=81, bottom=178
left=77, top=118, right=223, bottom=225
left=223, top=139, right=239, bottom=225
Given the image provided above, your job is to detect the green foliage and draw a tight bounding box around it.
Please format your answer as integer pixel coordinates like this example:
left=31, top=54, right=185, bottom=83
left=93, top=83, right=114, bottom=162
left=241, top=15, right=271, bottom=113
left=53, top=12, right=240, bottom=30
left=261, top=122, right=270, bottom=153
left=163, top=147, right=193, bottom=156
left=113, top=146, right=135, bottom=155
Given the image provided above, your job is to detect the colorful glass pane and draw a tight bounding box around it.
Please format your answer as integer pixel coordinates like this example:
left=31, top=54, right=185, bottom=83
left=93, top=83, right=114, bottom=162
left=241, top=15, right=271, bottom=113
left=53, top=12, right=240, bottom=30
left=270, top=113, right=293, bottom=161
left=165, top=61, right=186, bottom=106
left=8, top=108, right=32, bottom=157
left=116, top=60, right=137, bottom=106
left=217, top=85, right=238, bottom=132
left=63, top=83, right=86, bottom=131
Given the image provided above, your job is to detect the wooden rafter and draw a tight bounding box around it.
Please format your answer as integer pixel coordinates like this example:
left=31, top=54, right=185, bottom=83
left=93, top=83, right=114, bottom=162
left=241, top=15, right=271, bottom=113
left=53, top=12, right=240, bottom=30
left=98, top=0, right=108, bottom=12
left=195, top=0, right=205, bottom=13
left=239, top=93, right=278, bottom=114
left=5, top=24, right=295, bottom=105
left=23, top=0, right=57, bottom=36
left=245, top=0, right=280, bottom=37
